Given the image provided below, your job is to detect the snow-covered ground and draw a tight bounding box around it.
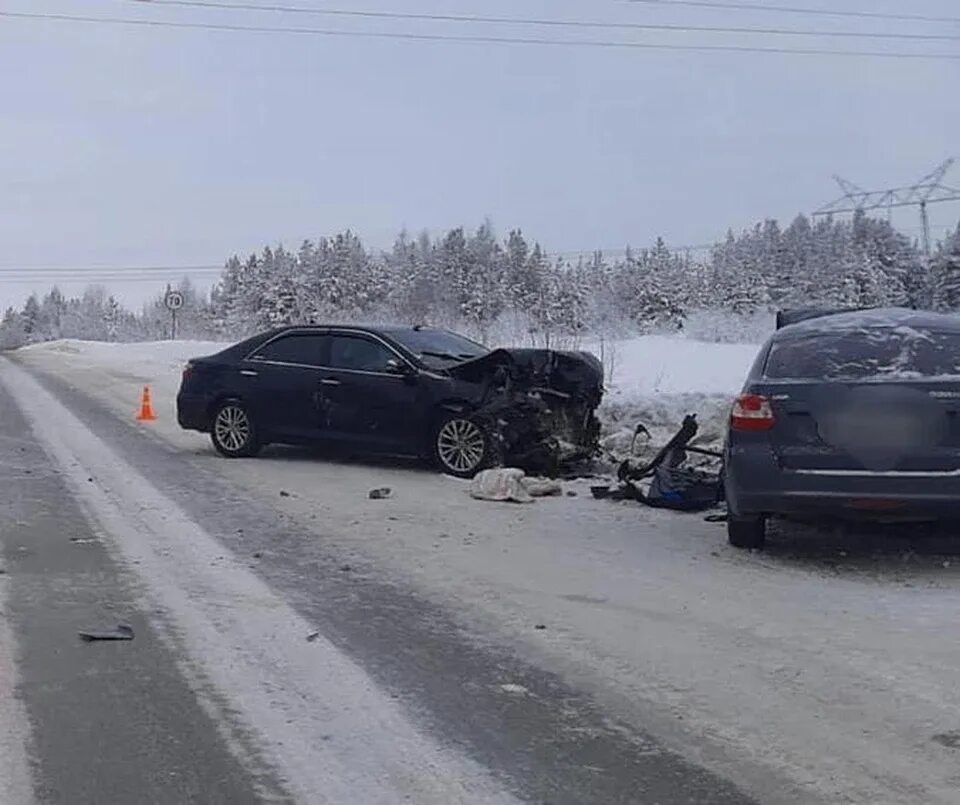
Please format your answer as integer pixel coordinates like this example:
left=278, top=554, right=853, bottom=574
left=14, top=334, right=960, bottom=804
left=593, top=335, right=757, bottom=457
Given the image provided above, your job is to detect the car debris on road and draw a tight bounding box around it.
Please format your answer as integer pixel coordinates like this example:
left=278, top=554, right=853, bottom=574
left=592, top=414, right=724, bottom=513
left=368, top=487, right=392, bottom=500
left=78, top=624, right=135, bottom=642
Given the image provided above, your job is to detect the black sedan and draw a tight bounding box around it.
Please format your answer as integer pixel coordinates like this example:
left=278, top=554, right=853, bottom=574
left=724, top=307, right=960, bottom=549
left=177, top=325, right=603, bottom=477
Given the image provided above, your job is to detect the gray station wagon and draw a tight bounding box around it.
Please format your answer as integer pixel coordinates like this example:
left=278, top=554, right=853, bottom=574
left=724, top=307, right=960, bottom=548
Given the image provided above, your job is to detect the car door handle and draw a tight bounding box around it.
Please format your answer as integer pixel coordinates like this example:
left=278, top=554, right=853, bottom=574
left=240, top=369, right=258, bottom=377
left=320, top=378, right=341, bottom=386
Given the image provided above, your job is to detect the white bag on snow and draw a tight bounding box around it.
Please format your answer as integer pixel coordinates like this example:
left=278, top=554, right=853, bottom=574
left=469, top=469, right=563, bottom=503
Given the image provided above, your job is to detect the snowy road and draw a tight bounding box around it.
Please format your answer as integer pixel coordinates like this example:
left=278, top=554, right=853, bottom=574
left=5, top=342, right=960, bottom=803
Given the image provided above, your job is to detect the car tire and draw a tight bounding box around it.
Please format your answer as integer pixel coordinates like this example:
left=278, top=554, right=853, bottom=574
left=431, top=414, right=490, bottom=478
left=210, top=400, right=261, bottom=458
left=727, top=515, right=766, bottom=550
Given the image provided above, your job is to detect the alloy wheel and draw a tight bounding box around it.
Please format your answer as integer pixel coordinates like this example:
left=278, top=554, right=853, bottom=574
left=436, top=418, right=485, bottom=475
left=214, top=405, right=251, bottom=453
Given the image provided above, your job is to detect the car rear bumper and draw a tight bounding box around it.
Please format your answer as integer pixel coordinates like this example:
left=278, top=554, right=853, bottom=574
left=726, top=447, right=960, bottom=521
left=176, top=393, right=210, bottom=432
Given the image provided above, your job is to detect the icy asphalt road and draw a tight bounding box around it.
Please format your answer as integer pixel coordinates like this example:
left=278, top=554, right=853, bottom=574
left=5, top=351, right=960, bottom=804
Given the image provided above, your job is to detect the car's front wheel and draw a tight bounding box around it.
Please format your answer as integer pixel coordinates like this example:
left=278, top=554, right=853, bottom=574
left=727, top=515, right=766, bottom=550
left=211, top=401, right=261, bottom=458
left=432, top=415, right=489, bottom=478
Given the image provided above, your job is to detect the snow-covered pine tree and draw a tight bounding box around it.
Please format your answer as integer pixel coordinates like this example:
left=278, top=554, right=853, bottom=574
left=933, top=224, right=960, bottom=312
left=21, top=295, right=41, bottom=340
left=708, top=231, right=767, bottom=315
left=0, top=307, right=27, bottom=349
left=385, top=230, right=434, bottom=325
left=39, top=287, right=66, bottom=341
left=502, top=229, right=530, bottom=311
left=524, top=243, right=554, bottom=346
left=435, top=227, right=469, bottom=326
left=212, top=255, right=244, bottom=335
left=776, top=215, right=813, bottom=307
left=258, top=245, right=301, bottom=327
left=103, top=295, right=122, bottom=341
left=461, top=222, right=505, bottom=341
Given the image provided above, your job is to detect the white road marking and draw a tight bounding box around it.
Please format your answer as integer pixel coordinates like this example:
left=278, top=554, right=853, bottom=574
left=0, top=359, right=519, bottom=805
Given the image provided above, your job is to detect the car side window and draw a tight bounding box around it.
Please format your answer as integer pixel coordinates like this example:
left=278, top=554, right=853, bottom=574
left=251, top=334, right=329, bottom=367
left=328, top=335, right=396, bottom=373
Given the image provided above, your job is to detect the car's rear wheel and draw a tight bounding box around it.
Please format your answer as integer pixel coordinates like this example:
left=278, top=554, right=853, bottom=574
left=728, top=515, right=766, bottom=549
left=211, top=401, right=261, bottom=458
left=432, top=415, right=489, bottom=478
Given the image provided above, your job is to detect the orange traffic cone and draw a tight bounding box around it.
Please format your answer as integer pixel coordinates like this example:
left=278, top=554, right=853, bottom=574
left=136, top=386, right=158, bottom=422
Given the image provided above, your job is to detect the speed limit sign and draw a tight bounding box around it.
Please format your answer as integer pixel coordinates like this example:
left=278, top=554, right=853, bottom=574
left=164, top=290, right=185, bottom=311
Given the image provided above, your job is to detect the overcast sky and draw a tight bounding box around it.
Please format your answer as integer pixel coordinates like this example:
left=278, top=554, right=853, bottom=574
left=1, top=0, right=957, bottom=308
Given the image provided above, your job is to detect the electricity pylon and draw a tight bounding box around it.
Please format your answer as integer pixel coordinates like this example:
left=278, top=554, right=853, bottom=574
left=813, top=159, right=960, bottom=255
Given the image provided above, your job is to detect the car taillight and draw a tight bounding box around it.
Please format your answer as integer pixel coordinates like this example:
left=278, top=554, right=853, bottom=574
left=731, top=394, right=776, bottom=432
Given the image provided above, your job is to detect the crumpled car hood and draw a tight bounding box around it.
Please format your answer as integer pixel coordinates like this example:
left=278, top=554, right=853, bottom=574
left=445, top=348, right=603, bottom=399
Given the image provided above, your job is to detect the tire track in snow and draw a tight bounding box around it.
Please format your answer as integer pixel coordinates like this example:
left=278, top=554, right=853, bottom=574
left=0, top=398, right=37, bottom=805
left=0, top=358, right=518, bottom=805
left=0, top=573, right=35, bottom=805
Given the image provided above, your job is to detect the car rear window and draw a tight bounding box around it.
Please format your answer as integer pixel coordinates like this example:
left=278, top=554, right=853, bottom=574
left=765, top=327, right=960, bottom=381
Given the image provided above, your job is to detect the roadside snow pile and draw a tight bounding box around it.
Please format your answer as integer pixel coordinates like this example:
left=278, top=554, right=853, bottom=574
left=596, top=336, right=760, bottom=460
left=18, top=339, right=225, bottom=376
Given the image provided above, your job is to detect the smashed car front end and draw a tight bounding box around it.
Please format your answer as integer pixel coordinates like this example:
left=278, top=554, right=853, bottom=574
left=447, top=348, right=604, bottom=474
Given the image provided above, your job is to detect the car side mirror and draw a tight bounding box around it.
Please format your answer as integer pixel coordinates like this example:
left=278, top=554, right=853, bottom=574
left=386, top=358, right=416, bottom=378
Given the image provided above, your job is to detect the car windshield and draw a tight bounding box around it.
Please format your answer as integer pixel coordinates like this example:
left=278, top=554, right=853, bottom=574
left=389, top=329, right=488, bottom=369
left=765, top=326, right=960, bottom=381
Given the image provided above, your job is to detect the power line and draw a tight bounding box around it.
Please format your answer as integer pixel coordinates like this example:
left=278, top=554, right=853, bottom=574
left=3, top=10, right=958, bottom=60
left=0, top=266, right=225, bottom=284
left=0, top=265, right=222, bottom=273
left=627, top=0, right=960, bottom=25
left=110, top=0, right=960, bottom=42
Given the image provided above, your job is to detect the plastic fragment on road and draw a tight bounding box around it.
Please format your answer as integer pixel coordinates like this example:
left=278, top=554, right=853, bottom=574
left=498, top=683, right=530, bottom=695
left=78, top=624, right=135, bottom=642
left=368, top=487, right=392, bottom=500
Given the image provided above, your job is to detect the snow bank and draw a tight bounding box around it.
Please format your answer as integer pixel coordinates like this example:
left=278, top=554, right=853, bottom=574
left=20, top=335, right=761, bottom=459
left=601, top=336, right=758, bottom=397
left=18, top=338, right=226, bottom=373
left=596, top=335, right=760, bottom=458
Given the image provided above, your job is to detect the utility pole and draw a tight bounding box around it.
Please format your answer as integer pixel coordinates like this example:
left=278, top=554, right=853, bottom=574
left=813, top=159, right=960, bottom=257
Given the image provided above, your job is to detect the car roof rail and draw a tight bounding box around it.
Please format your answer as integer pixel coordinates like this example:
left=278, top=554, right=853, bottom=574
left=775, top=307, right=871, bottom=330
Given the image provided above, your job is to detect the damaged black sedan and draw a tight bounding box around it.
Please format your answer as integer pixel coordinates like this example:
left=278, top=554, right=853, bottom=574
left=176, top=324, right=603, bottom=477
